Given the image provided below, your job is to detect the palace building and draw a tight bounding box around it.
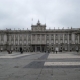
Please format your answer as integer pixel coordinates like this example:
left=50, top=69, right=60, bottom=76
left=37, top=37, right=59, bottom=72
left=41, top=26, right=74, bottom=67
left=0, top=20, right=80, bottom=52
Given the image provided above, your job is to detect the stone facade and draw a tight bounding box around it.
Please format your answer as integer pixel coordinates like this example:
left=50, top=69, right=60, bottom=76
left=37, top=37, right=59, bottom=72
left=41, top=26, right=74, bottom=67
left=0, top=20, right=80, bottom=52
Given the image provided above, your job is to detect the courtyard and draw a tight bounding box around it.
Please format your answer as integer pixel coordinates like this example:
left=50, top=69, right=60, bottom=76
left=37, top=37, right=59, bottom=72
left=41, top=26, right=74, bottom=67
left=0, top=51, right=80, bottom=80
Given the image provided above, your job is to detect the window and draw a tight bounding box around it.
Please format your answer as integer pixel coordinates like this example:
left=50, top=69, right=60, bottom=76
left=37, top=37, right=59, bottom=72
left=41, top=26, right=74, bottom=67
left=1, top=34, right=4, bottom=41
left=60, top=34, right=63, bottom=40
left=69, top=34, right=71, bottom=40
left=46, top=35, right=49, bottom=40
left=79, top=35, right=80, bottom=43
left=37, top=34, right=40, bottom=40
left=64, top=34, right=67, bottom=40
left=15, top=35, right=18, bottom=41
left=51, top=34, right=54, bottom=40
left=33, top=35, right=35, bottom=40
left=42, top=35, right=44, bottom=40
left=55, top=34, right=58, bottom=40
left=24, top=35, right=26, bottom=41
left=11, top=35, right=14, bottom=41
left=75, top=34, right=78, bottom=40
left=28, top=35, right=31, bottom=41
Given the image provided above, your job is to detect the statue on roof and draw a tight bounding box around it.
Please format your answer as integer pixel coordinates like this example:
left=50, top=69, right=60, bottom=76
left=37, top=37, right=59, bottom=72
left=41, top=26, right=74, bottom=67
left=38, top=20, right=40, bottom=23
left=37, top=20, right=40, bottom=25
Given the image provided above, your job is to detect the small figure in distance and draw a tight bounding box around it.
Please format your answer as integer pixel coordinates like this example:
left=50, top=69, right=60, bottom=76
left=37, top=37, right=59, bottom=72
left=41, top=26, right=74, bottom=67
left=53, top=50, right=55, bottom=54
left=20, top=47, right=23, bottom=54
left=55, top=47, right=58, bottom=54
left=56, top=50, right=57, bottom=54
left=7, top=49, right=12, bottom=54
left=76, top=47, right=78, bottom=53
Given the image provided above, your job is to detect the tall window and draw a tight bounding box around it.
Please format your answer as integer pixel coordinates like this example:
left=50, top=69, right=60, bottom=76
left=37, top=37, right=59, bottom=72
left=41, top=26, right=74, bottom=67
left=69, top=34, right=71, bottom=40
left=24, top=35, right=26, bottom=41
left=75, top=34, right=78, bottom=40
left=60, top=34, right=63, bottom=40
left=75, top=34, right=78, bottom=44
left=11, top=35, right=14, bottom=41
left=51, top=34, right=54, bottom=40
left=32, top=34, right=35, bottom=40
left=46, top=34, right=49, bottom=40
left=15, top=35, right=18, bottom=41
left=42, top=34, right=44, bottom=40
left=55, top=34, right=58, bottom=40
left=64, top=34, right=67, bottom=40
left=37, top=34, right=40, bottom=41
left=28, top=34, right=31, bottom=41
left=79, top=34, right=80, bottom=43
left=19, top=34, right=22, bottom=41
left=1, top=34, right=4, bottom=41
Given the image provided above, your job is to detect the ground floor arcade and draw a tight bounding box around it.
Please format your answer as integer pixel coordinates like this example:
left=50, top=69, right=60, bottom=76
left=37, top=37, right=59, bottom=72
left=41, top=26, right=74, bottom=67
left=0, top=44, right=80, bottom=52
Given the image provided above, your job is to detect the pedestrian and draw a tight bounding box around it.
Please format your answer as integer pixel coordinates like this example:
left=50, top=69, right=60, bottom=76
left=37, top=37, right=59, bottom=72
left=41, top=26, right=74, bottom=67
left=76, top=47, right=78, bottom=53
left=56, top=50, right=57, bottom=54
left=20, top=47, right=23, bottom=54
left=55, top=47, right=58, bottom=54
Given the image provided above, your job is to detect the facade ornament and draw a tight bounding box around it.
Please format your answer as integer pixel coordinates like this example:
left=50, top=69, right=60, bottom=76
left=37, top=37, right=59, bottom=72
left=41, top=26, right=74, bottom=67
left=38, top=20, right=40, bottom=23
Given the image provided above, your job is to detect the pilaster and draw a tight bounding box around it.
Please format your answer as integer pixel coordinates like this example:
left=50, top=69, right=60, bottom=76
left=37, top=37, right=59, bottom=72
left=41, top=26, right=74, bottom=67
left=72, top=33, right=75, bottom=44
left=68, top=33, right=69, bottom=44
left=54, top=34, right=55, bottom=44
left=63, top=34, right=64, bottom=43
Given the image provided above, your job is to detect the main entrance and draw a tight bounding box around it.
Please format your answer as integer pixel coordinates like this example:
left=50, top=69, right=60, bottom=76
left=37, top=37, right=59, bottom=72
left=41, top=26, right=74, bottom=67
left=31, top=45, right=46, bottom=52
left=37, top=46, right=40, bottom=51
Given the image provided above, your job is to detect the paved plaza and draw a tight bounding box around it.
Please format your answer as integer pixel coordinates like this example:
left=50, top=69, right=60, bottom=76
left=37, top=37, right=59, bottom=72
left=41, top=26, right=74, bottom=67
left=0, top=51, right=80, bottom=80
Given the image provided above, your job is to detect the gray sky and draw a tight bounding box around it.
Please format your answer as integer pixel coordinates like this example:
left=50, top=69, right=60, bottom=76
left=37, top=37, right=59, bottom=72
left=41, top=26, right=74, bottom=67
left=0, top=0, right=80, bottom=30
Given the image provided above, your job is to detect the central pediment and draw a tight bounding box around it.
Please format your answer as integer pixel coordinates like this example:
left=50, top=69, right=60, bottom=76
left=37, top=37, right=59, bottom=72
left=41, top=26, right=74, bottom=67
left=31, top=20, right=46, bottom=31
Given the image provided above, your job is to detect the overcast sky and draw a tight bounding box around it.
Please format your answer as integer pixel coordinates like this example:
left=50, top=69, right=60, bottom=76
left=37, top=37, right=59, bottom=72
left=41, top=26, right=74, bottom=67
left=0, top=0, right=80, bottom=30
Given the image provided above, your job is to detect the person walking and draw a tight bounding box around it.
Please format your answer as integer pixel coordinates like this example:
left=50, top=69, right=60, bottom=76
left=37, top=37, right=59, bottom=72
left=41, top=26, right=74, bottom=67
left=20, top=47, right=23, bottom=54
left=55, top=47, right=58, bottom=54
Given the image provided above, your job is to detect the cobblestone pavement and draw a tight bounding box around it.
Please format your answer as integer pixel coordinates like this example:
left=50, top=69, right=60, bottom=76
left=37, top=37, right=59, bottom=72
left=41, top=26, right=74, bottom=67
left=0, top=51, right=80, bottom=80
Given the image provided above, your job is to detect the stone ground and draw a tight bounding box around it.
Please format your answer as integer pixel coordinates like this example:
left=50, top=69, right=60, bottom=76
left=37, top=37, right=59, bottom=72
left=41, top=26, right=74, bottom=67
left=0, top=51, right=80, bottom=80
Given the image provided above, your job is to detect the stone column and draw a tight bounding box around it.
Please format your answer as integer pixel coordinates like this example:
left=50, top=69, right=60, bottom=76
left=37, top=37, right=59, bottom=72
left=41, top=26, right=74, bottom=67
left=72, top=33, right=75, bottom=44
left=40, top=45, right=41, bottom=52
left=40, top=34, right=41, bottom=44
left=54, top=34, right=55, bottom=44
left=22, top=35, right=23, bottom=49
left=63, top=34, right=64, bottom=44
left=78, top=34, right=79, bottom=44
left=17, top=34, right=19, bottom=45
left=79, top=34, right=80, bottom=43
left=68, top=33, right=69, bottom=44
left=4, top=34, right=7, bottom=45
left=14, top=34, right=15, bottom=45
left=49, top=34, right=51, bottom=44
left=68, top=33, right=69, bottom=51
left=45, top=34, right=46, bottom=44
left=36, top=34, right=37, bottom=44
left=31, top=34, right=32, bottom=44
left=0, top=34, right=1, bottom=44
left=27, top=34, right=28, bottom=45
left=35, top=46, right=37, bottom=52
left=58, top=34, right=60, bottom=44
left=26, top=34, right=28, bottom=45
left=8, top=34, right=11, bottom=45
